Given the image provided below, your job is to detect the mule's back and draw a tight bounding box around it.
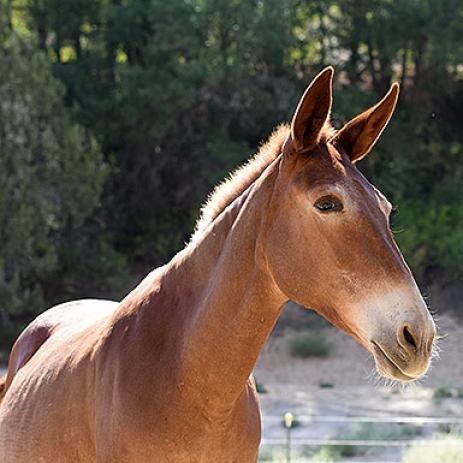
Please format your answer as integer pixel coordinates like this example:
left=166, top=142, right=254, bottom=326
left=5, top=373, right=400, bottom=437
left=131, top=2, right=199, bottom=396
left=0, top=299, right=118, bottom=403
left=0, top=299, right=120, bottom=461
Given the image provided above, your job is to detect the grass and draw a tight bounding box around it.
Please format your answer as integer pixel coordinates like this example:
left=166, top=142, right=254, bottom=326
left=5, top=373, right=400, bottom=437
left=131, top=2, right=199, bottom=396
left=315, top=423, right=424, bottom=459
left=288, top=333, right=333, bottom=358
left=258, top=422, right=426, bottom=462
left=311, top=446, right=342, bottom=461
left=258, top=445, right=343, bottom=462
left=402, top=432, right=463, bottom=463
left=258, top=447, right=303, bottom=462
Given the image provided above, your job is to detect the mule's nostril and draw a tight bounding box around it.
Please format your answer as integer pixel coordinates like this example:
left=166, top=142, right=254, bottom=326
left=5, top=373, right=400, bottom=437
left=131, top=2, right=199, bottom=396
left=403, top=326, right=417, bottom=349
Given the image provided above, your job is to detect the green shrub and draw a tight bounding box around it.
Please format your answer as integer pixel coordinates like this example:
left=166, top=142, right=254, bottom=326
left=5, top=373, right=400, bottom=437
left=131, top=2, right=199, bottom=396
left=319, top=382, right=335, bottom=389
left=288, top=333, right=333, bottom=358
left=255, top=379, right=267, bottom=394
left=311, top=446, right=342, bottom=461
left=334, top=422, right=423, bottom=459
left=0, top=32, right=108, bottom=346
left=314, top=442, right=357, bottom=459
left=433, top=386, right=454, bottom=401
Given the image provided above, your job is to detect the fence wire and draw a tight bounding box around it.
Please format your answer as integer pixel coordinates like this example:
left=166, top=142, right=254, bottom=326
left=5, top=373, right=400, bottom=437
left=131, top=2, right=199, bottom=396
left=259, top=413, right=463, bottom=463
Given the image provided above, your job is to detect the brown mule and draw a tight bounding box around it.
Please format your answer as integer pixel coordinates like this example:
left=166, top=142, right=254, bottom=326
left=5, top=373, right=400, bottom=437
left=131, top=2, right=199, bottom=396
left=0, top=68, right=436, bottom=462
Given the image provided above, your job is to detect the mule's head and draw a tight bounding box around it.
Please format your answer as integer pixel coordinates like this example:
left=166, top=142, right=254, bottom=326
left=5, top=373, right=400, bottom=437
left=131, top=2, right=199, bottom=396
left=266, top=67, right=436, bottom=381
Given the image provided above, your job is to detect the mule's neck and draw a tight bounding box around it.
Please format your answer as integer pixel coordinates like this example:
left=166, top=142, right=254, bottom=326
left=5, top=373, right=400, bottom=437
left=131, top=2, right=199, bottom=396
left=165, top=157, right=287, bottom=410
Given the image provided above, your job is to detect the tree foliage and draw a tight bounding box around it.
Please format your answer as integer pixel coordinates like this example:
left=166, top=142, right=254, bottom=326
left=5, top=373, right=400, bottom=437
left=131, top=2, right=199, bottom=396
left=1, top=0, right=462, bottom=342
left=0, top=20, right=113, bottom=340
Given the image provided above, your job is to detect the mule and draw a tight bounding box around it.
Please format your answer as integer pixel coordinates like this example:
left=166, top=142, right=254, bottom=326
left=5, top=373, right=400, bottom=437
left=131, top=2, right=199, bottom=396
left=0, top=67, right=436, bottom=462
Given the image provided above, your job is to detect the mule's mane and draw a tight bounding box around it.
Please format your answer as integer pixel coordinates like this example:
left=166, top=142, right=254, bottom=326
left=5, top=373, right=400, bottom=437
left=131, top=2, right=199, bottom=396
left=192, top=121, right=336, bottom=241
left=192, top=125, right=289, bottom=240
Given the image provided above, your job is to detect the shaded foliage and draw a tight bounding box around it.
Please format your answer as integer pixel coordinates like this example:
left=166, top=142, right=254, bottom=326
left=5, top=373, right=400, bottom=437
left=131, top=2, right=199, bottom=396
left=0, top=5, right=127, bottom=343
left=1, top=0, right=462, bottom=343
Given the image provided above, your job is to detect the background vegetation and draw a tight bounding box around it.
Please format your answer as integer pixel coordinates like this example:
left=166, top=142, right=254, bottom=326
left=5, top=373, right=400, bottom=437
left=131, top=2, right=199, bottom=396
left=1, top=0, right=462, bottom=345
left=288, top=333, right=333, bottom=358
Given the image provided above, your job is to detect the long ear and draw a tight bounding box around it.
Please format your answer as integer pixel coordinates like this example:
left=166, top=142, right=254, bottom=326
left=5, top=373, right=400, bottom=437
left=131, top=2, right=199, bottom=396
left=290, top=67, right=333, bottom=152
left=331, top=83, right=399, bottom=162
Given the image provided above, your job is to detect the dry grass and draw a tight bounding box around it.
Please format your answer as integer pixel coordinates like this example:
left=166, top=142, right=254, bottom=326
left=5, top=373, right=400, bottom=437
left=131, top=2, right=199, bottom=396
left=402, top=433, right=463, bottom=463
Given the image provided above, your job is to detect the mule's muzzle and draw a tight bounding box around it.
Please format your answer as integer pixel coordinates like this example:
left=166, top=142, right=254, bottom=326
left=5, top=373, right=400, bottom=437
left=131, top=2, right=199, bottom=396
left=371, top=317, right=436, bottom=381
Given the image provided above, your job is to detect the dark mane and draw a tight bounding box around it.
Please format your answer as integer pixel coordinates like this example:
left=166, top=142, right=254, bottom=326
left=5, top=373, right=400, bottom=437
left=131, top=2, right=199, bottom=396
left=191, top=122, right=336, bottom=241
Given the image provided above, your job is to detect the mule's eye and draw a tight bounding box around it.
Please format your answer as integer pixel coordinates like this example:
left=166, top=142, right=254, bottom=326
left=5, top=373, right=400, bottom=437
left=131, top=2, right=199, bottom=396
left=314, top=195, right=343, bottom=213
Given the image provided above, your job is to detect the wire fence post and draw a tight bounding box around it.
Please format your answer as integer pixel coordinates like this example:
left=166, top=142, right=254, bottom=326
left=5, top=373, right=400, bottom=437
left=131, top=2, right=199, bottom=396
left=284, top=412, right=294, bottom=463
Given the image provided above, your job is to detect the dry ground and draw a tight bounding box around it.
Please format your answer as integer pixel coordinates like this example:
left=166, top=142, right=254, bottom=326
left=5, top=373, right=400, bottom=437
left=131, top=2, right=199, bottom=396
left=255, top=307, right=463, bottom=462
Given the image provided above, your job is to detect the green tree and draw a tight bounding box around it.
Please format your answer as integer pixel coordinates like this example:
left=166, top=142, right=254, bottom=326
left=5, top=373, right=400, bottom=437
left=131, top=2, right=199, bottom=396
left=5, top=0, right=463, bottom=293
left=0, top=27, right=109, bottom=342
left=294, top=0, right=463, bottom=279
left=19, top=0, right=300, bottom=262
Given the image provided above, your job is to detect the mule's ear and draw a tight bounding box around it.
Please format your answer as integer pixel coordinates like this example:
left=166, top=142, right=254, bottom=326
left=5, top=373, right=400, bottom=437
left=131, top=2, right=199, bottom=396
left=331, top=83, right=399, bottom=162
left=290, top=67, right=333, bottom=152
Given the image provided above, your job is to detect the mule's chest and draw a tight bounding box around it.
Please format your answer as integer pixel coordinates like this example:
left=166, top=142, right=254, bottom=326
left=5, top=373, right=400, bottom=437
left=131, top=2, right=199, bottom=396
left=103, top=419, right=261, bottom=463
left=97, top=386, right=262, bottom=462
